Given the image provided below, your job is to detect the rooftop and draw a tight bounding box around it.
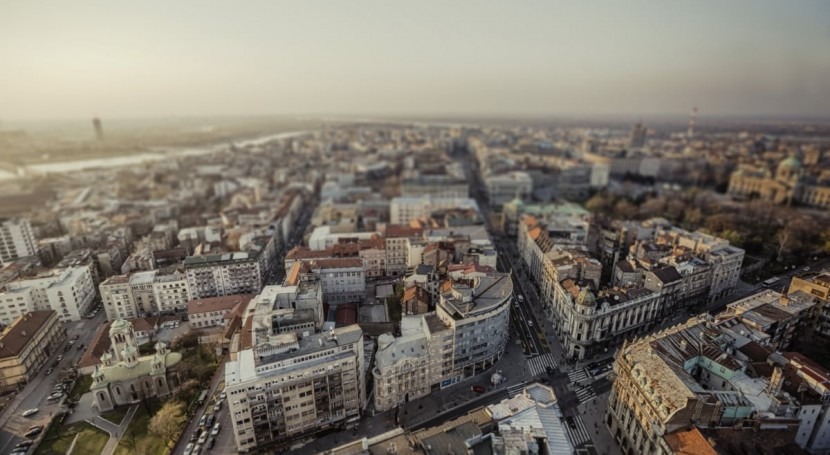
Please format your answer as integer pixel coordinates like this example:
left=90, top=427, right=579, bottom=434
left=0, top=311, right=57, bottom=359
left=188, top=294, right=254, bottom=316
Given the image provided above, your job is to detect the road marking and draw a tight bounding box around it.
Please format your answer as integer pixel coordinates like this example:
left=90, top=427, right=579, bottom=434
left=527, top=353, right=558, bottom=376
left=564, top=414, right=591, bottom=446
left=568, top=368, right=590, bottom=383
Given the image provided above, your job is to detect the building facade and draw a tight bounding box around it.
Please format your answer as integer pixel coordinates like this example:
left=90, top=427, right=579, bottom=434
left=90, top=319, right=182, bottom=411
left=224, top=325, right=365, bottom=452
left=6, top=266, right=96, bottom=322
left=185, top=252, right=262, bottom=300
left=0, top=311, right=64, bottom=392
left=0, top=218, right=37, bottom=264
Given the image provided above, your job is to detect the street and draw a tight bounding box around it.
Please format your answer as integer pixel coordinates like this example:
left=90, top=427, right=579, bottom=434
left=0, top=309, right=106, bottom=454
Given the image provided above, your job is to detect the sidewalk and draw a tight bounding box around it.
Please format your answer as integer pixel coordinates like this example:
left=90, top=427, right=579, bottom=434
left=86, top=404, right=138, bottom=455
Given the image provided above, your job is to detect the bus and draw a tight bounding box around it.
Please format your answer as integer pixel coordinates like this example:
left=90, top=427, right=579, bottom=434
left=196, top=390, right=209, bottom=407
left=762, top=277, right=781, bottom=288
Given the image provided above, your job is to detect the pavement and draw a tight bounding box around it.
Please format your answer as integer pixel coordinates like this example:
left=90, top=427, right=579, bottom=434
left=0, top=311, right=106, bottom=454
left=82, top=405, right=138, bottom=455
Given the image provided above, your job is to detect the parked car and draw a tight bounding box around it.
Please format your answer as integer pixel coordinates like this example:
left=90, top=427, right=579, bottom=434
left=15, top=440, right=35, bottom=449
left=77, top=343, right=85, bottom=351
left=25, top=425, right=43, bottom=435
left=213, top=401, right=221, bottom=412
left=218, top=392, right=226, bottom=401
left=56, top=355, right=63, bottom=362
left=183, top=443, right=195, bottom=455
left=192, top=443, right=202, bottom=455
left=22, top=409, right=39, bottom=417
left=206, top=437, right=215, bottom=450
left=198, top=414, right=207, bottom=428
left=206, top=414, right=215, bottom=428
left=471, top=385, right=486, bottom=393
left=210, top=422, right=221, bottom=437
left=190, top=429, right=200, bottom=442
left=198, top=431, right=208, bottom=445
left=45, top=368, right=53, bottom=375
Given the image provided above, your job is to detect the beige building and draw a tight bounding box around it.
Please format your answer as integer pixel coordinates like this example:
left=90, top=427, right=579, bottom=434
left=188, top=294, right=252, bottom=329
left=728, top=156, right=830, bottom=208
left=90, top=319, right=182, bottom=411
left=0, top=310, right=64, bottom=392
left=788, top=272, right=830, bottom=338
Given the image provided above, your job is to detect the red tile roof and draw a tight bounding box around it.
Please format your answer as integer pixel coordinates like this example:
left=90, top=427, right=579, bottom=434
left=188, top=294, right=255, bottom=316
left=0, top=311, right=57, bottom=359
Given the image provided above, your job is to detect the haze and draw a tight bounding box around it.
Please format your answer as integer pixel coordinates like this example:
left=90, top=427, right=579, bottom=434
left=2, top=0, right=829, bottom=120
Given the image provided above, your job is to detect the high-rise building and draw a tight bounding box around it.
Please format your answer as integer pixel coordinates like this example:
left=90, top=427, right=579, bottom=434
left=225, top=322, right=365, bottom=452
left=92, top=117, right=103, bottom=140
left=0, top=218, right=37, bottom=264
left=629, top=122, right=647, bottom=148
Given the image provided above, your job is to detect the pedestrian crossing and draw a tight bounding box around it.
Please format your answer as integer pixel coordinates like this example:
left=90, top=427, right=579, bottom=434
left=527, top=353, right=558, bottom=377
left=507, top=382, right=527, bottom=398
left=574, top=385, right=596, bottom=404
left=568, top=368, right=590, bottom=383
left=564, top=414, right=591, bottom=447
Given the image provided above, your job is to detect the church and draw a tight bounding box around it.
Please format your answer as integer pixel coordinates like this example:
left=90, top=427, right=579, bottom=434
left=728, top=155, right=830, bottom=208
left=90, top=318, right=182, bottom=412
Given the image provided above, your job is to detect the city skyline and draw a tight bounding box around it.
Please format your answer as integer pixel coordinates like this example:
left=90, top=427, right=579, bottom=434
left=2, top=1, right=830, bottom=120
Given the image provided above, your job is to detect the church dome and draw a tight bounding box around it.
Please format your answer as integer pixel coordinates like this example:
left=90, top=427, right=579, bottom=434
left=778, top=156, right=802, bottom=171
left=109, top=318, right=131, bottom=335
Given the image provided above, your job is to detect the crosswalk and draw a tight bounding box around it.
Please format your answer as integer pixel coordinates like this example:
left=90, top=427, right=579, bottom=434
left=568, top=368, right=590, bottom=383
left=574, top=385, right=597, bottom=404
left=527, top=353, right=558, bottom=377
left=507, top=382, right=527, bottom=398
left=564, top=414, right=591, bottom=447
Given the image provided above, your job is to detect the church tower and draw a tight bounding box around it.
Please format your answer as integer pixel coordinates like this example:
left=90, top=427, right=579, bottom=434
left=109, top=319, right=138, bottom=364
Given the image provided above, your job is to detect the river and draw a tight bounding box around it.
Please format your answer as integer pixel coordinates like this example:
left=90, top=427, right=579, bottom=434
left=0, top=130, right=312, bottom=180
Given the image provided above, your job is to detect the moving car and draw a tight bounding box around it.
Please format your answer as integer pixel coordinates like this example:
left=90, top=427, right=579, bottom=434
left=206, top=437, right=216, bottom=450
left=56, top=355, right=63, bottom=362
left=210, top=422, right=221, bottom=437
left=213, top=401, right=221, bottom=412
left=471, top=385, right=486, bottom=393
left=45, top=368, right=53, bottom=375
left=22, top=409, right=39, bottom=417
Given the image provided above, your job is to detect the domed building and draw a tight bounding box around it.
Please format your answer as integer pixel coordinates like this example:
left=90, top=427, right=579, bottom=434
left=90, top=319, right=182, bottom=411
left=728, top=155, right=830, bottom=208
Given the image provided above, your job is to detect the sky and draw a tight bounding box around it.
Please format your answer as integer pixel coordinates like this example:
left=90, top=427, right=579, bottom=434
left=1, top=1, right=829, bottom=120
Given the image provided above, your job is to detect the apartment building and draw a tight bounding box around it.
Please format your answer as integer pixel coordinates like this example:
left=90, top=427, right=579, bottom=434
left=225, top=323, right=365, bottom=452
left=184, top=252, right=262, bottom=300
left=0, top=311, right=63, bottom=392
left=0, top=218, right=37, bottom=264
left=483, top=171, right=533, bottom=208
left=6, top=266, right=96, bottom=322
left=188, top=294, right=253, bottom=329
left=384, top=224, right=423, bottom=276
left=606, top=316, right=829, bottom=455
left=389, top=196, right=479, bottom=225
left=152, top=269, right=191, bottom=314
left=300, top=258, right=365, bottom=305
left=788, top=272, right=830, bottom=337
left=100, top=275, right=139, bottom=320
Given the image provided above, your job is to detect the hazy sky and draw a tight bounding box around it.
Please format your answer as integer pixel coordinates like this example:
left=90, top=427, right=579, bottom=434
left=2, top=1, right=829, bottom=120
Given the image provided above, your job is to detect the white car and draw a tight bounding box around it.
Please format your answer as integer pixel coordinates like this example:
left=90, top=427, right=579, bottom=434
left=183, top=443, right=195, bottom=455
left=210, top=422, right=221, bottom=437
left=22, top=409, right=39, bottom=417
left=198, top=431, right=208, bottom=445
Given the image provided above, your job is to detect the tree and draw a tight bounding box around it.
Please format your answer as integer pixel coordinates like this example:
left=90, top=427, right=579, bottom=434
left=149, top=400, right=186, bottom=448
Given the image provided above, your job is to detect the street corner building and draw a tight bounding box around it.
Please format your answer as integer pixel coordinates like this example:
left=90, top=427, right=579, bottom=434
left=373, top=269, right=512, bottom=412
left=89, top=318, right=182, bottom=412
left=0, top=310, right=64, bottom=392
left=224, top=323, right=366, bottom=453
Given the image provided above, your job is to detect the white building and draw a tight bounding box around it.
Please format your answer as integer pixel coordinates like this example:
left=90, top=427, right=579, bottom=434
left=299, top=258, right=365, bottom=305
left=0, top=218, right=37, bottom=264
left=100, top=276, right=139, bottom=321
left=6, top=266, right=96, bottom=322
left=307, top=226, right=379, bottom=251
left=389, top=196, right=479, bottom=225
left=0, top=287, right=36, bottom=327
left=151, top=269, right=190, bottom=315
left=224, top=321, right=365, bottom=452
left=184, top=252, right=262, bottom=300
left=373, top=270, right=513, bottom=411
left=484, top=171, right=533, bottom=208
